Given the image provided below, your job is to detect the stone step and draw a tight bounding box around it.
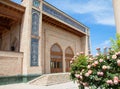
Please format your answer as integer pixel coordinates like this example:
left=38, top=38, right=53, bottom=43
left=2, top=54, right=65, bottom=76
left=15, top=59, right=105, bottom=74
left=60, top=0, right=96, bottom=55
left=28, top=73, right=71, bottom=86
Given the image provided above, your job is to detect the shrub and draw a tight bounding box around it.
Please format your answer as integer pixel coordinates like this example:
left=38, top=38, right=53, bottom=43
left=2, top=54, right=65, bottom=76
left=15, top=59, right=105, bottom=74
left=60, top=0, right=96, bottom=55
left=70, top=34, right=120, bottom=89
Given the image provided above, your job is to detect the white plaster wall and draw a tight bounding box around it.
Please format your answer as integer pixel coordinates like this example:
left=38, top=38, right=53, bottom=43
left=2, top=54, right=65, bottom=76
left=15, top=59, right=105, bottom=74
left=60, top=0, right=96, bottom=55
left=113, top=0, right=120, bottom=34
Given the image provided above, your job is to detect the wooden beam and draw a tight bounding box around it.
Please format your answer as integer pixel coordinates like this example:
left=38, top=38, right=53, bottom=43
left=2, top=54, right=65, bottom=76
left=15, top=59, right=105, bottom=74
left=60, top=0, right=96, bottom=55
left=0, top=0, right=25, bottom=13
left=0, top=14, right=17, bottom=21
left=0, top=17, right=11, bottom=29
left=0, top=3, right=23, bottom=21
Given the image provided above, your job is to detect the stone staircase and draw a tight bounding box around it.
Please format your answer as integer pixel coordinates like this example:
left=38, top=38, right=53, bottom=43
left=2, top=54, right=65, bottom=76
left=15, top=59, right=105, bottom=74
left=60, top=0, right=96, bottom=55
left=28, top=73, right=71, bottom=86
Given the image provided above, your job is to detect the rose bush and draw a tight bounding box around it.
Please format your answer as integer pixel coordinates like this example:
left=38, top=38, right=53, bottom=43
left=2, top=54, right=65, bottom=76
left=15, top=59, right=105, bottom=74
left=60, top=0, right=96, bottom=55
left=70, top=34, right=120, bottom=89
left=70, top=49, right=120, bottom=89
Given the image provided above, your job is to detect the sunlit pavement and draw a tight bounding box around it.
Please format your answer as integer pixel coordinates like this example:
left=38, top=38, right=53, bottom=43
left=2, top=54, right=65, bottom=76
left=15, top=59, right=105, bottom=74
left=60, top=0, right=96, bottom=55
left=0, top=81, right=81, bottom=89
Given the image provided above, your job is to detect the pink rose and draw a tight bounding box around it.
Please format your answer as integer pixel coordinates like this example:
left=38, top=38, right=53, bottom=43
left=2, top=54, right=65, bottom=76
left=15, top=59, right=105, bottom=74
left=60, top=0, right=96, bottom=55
left=114, top=80, right=119, bottom=85
left=76, top=52, right=80, bottom=56
left=106, top=80, right=113, bottom=85
left=94, top=61, right=98, bottom=65
left=106, top=80, right=110, bottom=84
left=83, top=82, right=89, bottom=87
left=96, top=48, right=100, bottom=50
left=75, top=74, right=80, bottom=78
left=80, top=76, right=83, bottom=80
left=100, top=72, right=104, bottom=76
left=102, top=65, right=107, bottom=70
left=71, top=58, right=74, bottom=61
left=96, top=53, right=99, bottom=56
left=116, top=51, right=120, bottom=56
left=92, top=63, right=97, bottom=67
left=118, top=51, right=120, bottom=54
left=97, top=72, right=100, bottom=75
left=114, top=76, right=119, bottom=80
left=70, top=60, right=73, bottom=64
left=117, top=60, right=120, bottom=66
left=112, top=55, right=117, bottom=59
left=97, top=72, right=104, bottom=76
left=87, top=65, right=91, bottom=69
left=99, top=59, right=103, bottom=62
left=75, top=74, right=83, bottom=79
left=88, top=70, right=92, bottom=75
left=85, top=73, right=89, bottom=77
left=93, top=63, right=97, bottom=67
left=107, top=66, right=110, bottom=69
left=80, top=52, right=84, bottom=55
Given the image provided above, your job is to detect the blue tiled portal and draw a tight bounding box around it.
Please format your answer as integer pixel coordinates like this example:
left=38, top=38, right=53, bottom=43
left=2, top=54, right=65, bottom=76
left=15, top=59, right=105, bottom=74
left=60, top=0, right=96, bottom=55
left=31, top=38, right=39, bottom=66
left=31, top=9, right=40, bottom=66
left=43, top=4, right=86, bottom=33
left=32, top=9, right=40, bottom=36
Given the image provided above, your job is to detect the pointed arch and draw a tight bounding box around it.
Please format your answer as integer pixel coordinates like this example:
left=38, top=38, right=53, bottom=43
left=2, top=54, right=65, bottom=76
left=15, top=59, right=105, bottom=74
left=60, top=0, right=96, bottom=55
left=65, top=47, right=74, bottom=55
left=65, top=47, right=74, bottom=72
left=51, top=43, right=62, bottom=54
left=50, top=43, right=63, bottom=73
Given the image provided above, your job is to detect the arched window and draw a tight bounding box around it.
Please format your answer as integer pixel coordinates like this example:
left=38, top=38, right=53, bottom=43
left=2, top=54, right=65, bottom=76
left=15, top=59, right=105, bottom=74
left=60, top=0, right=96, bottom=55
left=65, top=47, right=74, bottom=72
left=50, top=43, right=63, bottom=73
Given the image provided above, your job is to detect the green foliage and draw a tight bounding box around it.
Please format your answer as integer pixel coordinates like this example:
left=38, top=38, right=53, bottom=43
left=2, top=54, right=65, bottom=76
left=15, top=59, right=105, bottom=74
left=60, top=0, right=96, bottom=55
left=111, top=34, right=120, bottom=52
left=70, top=54, right=88, bottom=81
left=71, top=55, right=87, bottom=70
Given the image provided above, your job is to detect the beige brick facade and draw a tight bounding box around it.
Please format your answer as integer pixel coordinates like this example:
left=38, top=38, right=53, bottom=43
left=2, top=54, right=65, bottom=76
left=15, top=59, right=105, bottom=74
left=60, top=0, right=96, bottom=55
left=0, top=0, right=90, bottom=76
left=43, top=22, right=86, bottom=73
left=0, top=51, right=23, bottom=76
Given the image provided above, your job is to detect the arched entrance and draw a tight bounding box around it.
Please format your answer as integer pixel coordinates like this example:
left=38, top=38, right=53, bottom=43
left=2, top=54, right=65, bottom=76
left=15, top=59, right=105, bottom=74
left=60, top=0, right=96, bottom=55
left=65, top=47, right=74, bottom=72
left=50, top=43, right=63, bottom=73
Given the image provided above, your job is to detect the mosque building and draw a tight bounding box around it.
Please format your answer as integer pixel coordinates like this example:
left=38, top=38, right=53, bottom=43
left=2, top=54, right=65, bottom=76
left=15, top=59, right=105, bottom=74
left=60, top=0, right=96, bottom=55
left=0, top=0, right=90, bottom=79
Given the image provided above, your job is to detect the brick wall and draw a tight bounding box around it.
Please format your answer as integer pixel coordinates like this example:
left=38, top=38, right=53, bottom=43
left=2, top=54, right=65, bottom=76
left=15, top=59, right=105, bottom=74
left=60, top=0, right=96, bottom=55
left=0, top=51, right=23, bottom=76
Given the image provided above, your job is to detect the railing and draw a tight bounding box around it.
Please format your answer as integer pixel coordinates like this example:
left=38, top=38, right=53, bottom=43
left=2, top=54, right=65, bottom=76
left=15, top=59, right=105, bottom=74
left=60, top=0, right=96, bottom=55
left=0, top=51, right=23, bottom=76
left=43, top=3, right=86, bottom=33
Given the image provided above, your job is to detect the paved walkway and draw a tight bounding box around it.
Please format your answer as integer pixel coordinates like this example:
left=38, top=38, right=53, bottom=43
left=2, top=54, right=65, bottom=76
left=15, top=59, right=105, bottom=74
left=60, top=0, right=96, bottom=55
left=0, top=82, right=79, bottom=89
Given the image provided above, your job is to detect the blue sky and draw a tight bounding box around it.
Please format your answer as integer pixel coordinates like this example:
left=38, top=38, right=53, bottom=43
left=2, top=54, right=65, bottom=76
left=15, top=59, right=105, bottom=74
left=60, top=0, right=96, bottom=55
left=12, top=0, right=116, bottom=55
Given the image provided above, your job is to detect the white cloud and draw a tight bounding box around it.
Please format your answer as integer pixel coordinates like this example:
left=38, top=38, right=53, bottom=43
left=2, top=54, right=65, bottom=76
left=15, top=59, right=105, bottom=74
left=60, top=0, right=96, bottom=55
left=94, top=13, right=115, bottom=26
left=45, top=0, right=115, bottom=26
left=94, top=40, right=111, bottom=49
